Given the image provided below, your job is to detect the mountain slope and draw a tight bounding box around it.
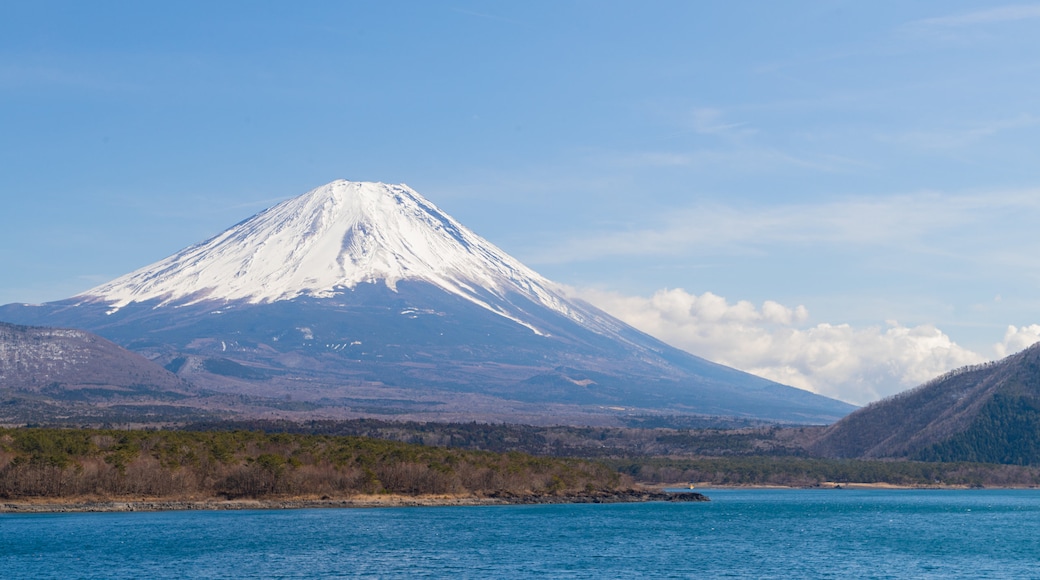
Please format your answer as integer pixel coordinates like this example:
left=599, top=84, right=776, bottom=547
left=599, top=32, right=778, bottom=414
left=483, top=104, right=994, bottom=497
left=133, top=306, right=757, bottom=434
left=0, top=180, right=855, bottom=425
left=810, top=342, right=1040, bottom=463
left=0, top=321, right=198, bottom=422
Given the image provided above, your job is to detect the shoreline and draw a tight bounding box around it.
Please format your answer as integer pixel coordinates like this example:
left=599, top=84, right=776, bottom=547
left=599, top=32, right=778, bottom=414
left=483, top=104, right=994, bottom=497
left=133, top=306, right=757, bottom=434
left=0, top=489, right=709, bottom=514
left=7, top=482, right=1040, bottom=513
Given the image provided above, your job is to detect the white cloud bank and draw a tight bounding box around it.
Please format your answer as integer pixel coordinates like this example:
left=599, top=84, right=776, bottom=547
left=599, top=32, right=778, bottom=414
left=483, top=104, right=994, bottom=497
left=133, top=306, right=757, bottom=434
left=995, top=324, right=1040, bottom=358
left=576, top=287, right=1040, bottom=406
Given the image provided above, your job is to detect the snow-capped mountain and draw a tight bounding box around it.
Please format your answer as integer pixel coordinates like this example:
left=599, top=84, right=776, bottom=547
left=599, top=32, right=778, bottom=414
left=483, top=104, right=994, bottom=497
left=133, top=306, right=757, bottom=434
left=0, top=180, right=856, bottom=425
left=87, top=181, right=576, bottom=336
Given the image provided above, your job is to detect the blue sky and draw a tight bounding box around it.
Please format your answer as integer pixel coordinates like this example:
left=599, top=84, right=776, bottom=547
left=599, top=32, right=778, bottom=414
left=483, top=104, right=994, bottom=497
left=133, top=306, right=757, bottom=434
left=3, top=1, right=1040, bottom=403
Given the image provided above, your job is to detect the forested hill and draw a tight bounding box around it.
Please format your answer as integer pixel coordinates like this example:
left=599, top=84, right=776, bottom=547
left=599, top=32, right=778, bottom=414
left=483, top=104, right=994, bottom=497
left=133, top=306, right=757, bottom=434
left=810, top=342, right=1040, bottom=464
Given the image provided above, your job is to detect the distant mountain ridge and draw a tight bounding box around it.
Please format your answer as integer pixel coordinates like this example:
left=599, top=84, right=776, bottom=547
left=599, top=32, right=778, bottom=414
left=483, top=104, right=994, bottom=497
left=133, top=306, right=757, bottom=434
left=0, top=180, right=855, bottom=425
left=0, top=321, right=197, bottom=422
left=811, top=342, right=1040, bottom=464
left=0, top=321, right=186, bottom=393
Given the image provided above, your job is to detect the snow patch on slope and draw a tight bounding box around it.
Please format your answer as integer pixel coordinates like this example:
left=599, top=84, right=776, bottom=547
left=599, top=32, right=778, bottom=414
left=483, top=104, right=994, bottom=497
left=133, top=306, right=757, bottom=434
left=81, top=181, right=581, bottom=333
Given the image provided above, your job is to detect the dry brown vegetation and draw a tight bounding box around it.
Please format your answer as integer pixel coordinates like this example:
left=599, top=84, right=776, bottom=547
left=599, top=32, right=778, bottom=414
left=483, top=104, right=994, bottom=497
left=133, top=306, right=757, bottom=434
left=0, top=428, right=623, bottom=501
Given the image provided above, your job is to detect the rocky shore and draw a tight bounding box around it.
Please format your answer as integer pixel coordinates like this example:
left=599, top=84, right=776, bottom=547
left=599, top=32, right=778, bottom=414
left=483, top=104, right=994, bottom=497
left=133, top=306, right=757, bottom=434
left=0, top=489, right=708, bottom=513
left=483, top=489, right=710, bottom=504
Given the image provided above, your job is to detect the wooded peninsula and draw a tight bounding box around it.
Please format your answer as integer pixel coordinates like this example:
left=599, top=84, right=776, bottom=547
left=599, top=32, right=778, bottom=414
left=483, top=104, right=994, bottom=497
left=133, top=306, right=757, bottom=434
left=0, top=426, right=706, bottom=511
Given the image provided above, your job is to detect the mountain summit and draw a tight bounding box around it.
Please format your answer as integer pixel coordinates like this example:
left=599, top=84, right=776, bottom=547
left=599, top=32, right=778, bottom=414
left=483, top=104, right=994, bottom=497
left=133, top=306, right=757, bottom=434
left=87, top=181, right=573, bottom=335
left=1, top=180, right=855, bottom=425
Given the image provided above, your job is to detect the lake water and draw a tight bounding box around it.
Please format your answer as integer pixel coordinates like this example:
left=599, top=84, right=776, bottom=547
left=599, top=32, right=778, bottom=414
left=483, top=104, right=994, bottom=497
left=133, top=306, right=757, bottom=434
left=3, top=489, right=1040, bottom=578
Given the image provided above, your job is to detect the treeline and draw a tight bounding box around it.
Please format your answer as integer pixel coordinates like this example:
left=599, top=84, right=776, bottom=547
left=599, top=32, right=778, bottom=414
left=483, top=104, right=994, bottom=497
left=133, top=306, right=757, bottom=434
left=165, top=421, right=1040, bottom=487
left=608, top=456, right=1040, bottom=487
left=177, top=418, right=816, bottom=458
left=0, top=428, right=622, bottom=500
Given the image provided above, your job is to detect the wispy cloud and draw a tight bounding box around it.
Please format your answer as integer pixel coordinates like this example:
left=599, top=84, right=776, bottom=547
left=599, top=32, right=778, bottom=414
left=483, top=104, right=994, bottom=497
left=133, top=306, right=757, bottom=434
left=903, top=4, right=1040, bottom=43
left=686, top=107, right=755, bottom=139
left=621, top=147, right=858, bottom=173
left=531, top=190, right=1040, bottom=264
left=574, top=286, right=1040, bottom=405
left=879, top=115, right=1039, bottom=150
left=621, top=105, right=870, bottom=174
left=914, top=4, right=1040, bottom=28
